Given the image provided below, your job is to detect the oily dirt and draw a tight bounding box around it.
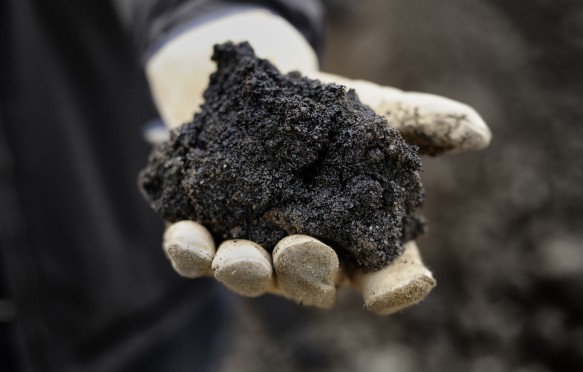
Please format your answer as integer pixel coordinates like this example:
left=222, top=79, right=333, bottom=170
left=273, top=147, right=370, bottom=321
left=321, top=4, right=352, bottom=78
left=140, top=42, right=425, bottom=271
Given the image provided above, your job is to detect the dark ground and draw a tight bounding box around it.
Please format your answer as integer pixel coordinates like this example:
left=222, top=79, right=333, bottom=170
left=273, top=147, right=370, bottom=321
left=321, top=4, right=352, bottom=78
left=217, top=1, right=583, bottom=371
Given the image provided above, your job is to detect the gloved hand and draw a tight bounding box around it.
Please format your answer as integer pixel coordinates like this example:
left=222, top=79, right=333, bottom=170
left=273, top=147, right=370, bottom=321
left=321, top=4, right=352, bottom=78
left=146, top=8, right=491, bottom=314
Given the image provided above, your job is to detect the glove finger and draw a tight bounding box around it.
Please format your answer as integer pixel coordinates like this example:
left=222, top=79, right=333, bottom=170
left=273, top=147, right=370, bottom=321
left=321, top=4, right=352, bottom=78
left=212, top=239, right=273, bottom=297
left=272, top=235, right=339, bottom=309
left=312, top=72, right=491, bottom=155
left=163, top=221, right=215, bottom=278
left=352, top=241, right=436, bottom=315
left=380, top=91, right=491, bottom=155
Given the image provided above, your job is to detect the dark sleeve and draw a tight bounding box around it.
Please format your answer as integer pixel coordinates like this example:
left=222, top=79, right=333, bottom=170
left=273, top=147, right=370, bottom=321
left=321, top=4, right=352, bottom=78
left=110, top=0, right=325, bottom=63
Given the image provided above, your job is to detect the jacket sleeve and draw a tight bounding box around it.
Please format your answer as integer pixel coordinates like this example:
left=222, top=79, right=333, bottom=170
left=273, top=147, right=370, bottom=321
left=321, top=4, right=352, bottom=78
left=110, top=0, right=325, bottom=62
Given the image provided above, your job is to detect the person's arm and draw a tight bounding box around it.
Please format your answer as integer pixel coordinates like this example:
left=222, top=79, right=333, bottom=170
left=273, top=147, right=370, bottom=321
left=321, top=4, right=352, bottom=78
left=110, top=0, right=324, bottom=63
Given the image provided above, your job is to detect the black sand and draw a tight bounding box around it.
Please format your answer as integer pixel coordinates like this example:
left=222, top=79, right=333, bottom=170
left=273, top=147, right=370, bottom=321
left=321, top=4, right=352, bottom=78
left=139, top=42, right=425, bottom=270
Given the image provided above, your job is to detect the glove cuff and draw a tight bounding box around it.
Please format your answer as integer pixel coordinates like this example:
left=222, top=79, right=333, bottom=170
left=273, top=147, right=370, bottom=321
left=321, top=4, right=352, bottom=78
left=146, top=8, right=319, bottom=129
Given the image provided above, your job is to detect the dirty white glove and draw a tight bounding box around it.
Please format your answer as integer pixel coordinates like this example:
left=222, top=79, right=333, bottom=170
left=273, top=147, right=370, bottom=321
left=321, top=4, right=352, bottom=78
left=146, top=8, right=491, bottom=314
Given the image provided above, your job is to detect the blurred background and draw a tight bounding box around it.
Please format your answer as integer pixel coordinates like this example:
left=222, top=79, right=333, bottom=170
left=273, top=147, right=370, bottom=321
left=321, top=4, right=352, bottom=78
left=2, top=0, right=582, bottom=371
left=217, top=1, right=583, bottom=371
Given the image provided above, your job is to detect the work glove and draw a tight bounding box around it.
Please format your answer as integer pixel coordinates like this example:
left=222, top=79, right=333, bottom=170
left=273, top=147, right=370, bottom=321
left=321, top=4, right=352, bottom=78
left=145, top=8, right=491, bottom=315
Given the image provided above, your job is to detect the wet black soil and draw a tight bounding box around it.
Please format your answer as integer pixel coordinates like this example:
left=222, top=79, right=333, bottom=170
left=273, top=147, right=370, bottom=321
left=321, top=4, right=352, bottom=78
left=139, top=42, right=425, bottom=270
